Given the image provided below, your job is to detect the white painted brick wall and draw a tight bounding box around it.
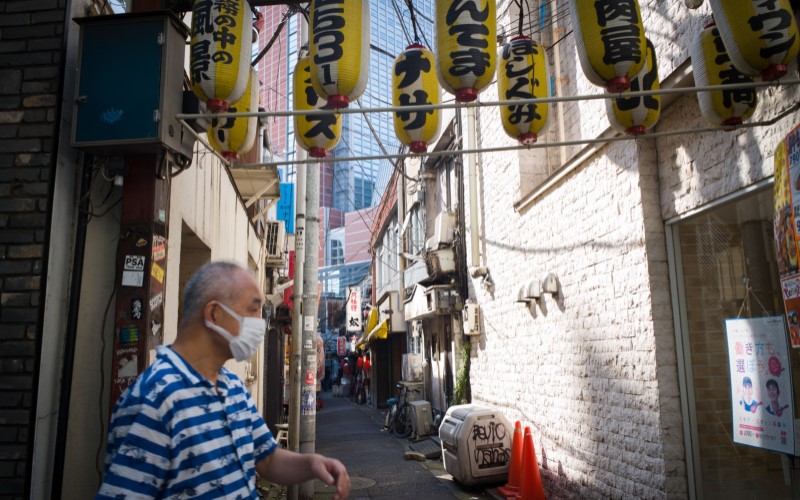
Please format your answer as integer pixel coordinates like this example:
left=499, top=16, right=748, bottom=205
left=464, top=1, right=800, bottom=498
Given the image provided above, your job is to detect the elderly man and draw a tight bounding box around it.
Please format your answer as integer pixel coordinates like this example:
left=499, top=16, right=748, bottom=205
left=97, top=261, right=350, bottom=499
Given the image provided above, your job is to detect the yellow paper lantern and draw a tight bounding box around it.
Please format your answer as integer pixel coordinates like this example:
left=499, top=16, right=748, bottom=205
left=190, top=0, right=253, bottom=112
left=569, top=0, right=647, bottom=93
left=709, top=0, right=800, bottom=81
left=294, top=55, right=342, bottom=158
left=497, top=36, right=549, bottom=145
left=208, top=67, right=259, bottom=161
left=392, top=44, right=442, bottom=154
left=309, top=0, right=370, bottom=109
left=691, top=23, right=757, bottom=127
left=435, top=0, right=497, bottom=102
left=606, top=38, right=660, bottom=135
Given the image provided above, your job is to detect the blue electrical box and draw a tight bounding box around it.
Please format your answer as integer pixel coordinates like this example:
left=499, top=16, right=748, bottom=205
left=72, top=12, right=189, bottom=155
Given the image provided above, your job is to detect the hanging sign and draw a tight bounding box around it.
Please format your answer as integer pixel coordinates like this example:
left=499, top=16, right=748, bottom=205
left=690, top=23, right=757, bottom=127
left=725, top=316, right=794, bottom=454
left=337, top=336, right=346, bottom=357
left=709, top=0, right=800, bottom=81
left=606, top=38, right=660, bottom=136
left=774, top=124, right=800, bottom=347
left=569, top=0, right=647, bottom=93
left=392, top=44, right=442, bottom=154
left=190, top=0, right=253, bottom=112
left=497, top=36, right=549, bottom=145
left=309, top=0, right=370, bottom=108
left=208, top=67, right=260, bottom=160
left=345, top=286, right=361, bottom=332
left=294, top=55, right=342, bottom=158
left=435, top=0, right=497, bottom=102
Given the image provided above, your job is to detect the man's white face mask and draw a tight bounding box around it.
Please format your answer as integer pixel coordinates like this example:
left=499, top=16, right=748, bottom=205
left=204, top=302, right=266, bottom=362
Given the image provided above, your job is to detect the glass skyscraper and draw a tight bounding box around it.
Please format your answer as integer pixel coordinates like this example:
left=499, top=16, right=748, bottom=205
left=258, top=0, right=434, bottom=212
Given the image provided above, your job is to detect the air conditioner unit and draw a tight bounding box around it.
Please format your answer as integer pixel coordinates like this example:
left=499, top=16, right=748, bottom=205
left=424, top=286, right=461, bottom=315
left=409, top=400, right=434, bottom=439
left=264, top=221, right=286, bottom=267
left=463, top=303, right=481, bottom=336
left=426, top=211, right=456, bottom=249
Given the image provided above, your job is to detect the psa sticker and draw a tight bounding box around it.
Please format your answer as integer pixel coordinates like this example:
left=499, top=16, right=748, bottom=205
left=124, top=255, right=145, bottom=271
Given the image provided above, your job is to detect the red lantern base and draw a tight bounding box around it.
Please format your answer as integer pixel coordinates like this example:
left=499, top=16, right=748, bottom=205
left=607, top=77, right=631, bottom=94
left=309, top=147, right=327, bottom=158
left=517, top=133, right=537, bottom=146
left=456, top=88, right=478, bottom=102
left=222, top=151, right=239, bottom=161
left=625, top=126, right=647, bottom=136
left=327, top=95, right=350, bottom=109
left=206, top=99, right=230, bottom=113
left=761, top=64, right=788, bottom=81
left=409, top=141, right=427, bottom=154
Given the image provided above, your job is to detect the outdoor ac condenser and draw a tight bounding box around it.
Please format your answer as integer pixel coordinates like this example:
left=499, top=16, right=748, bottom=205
left=409, top=400, right=433, bottom=439
left=264, top=221, right=286, bottom=266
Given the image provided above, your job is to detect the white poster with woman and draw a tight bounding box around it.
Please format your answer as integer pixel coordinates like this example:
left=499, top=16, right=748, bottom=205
left=726, top=316, right=794, bottom=454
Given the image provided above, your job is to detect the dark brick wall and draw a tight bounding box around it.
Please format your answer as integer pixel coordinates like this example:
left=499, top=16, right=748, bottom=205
left=0, top=0, right=67, bottom=497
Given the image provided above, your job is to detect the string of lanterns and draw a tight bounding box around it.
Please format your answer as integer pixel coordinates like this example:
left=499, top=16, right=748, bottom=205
left=188, top=0, right=800, bottom=161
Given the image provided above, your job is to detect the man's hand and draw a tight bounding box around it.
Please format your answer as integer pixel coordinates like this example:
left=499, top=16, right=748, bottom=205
left=256, top=448, right=350, bottom=498
left=309, top=455, right=350, bottom=500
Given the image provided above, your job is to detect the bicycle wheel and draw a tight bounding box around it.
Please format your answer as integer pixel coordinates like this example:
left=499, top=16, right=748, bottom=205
left=385, top=404, right=397, bottom=431
left=393, top=403, right=413, bottom=437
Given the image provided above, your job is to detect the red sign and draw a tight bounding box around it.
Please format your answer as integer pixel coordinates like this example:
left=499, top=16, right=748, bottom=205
left=337, top=336, right=346, bottom=357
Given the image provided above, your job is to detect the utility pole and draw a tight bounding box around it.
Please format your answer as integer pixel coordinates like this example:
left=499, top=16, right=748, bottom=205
left=299, top=152, right=320, bottom=499
left=289, top=12, right=317, bottom=500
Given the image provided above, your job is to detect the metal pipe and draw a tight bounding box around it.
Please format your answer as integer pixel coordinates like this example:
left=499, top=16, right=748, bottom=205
left=465, top=107, right=480, bottom=269
left=514, top=98, right=800, bottom=212
left=226, top=108, right=799, bottom=167
left=51, top=155, right=92, bottom=499
left=176, top=78, right=800, bottom=121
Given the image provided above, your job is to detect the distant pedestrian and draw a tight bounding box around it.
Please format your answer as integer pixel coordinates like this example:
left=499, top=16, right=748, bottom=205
left=97, top=261, right=350, bottom=499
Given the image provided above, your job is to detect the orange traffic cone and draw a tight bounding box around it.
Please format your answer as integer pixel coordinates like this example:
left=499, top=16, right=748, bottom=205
left=515, top=426, right=545, bottom=500
left=498, top=421, right=522, bottom=497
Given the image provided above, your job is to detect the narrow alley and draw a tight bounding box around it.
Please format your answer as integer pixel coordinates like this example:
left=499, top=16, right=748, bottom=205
left=269, top=391, right=501, bottom=500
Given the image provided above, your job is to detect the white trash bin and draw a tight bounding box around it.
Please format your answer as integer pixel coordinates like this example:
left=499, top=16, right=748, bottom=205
left=438, top=404, right=512, bottom=486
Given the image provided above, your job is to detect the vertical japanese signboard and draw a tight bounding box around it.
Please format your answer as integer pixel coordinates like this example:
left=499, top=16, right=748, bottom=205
left=725, top=316, right=794, bottom=454
left=774, top=124, right=800, bottom=347
left=345, top=286, right=361, bottom=332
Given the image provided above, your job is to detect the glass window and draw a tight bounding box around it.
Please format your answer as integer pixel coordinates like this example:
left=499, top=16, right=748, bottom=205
left=670, top=185, right=796, bottom=498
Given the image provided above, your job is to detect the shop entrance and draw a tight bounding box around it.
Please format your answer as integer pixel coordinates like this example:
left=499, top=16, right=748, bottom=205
left=669, top=184, right=799, bottom=499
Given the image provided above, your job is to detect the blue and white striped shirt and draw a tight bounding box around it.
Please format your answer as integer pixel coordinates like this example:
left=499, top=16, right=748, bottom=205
left=97, top=345, right=278, bottom=499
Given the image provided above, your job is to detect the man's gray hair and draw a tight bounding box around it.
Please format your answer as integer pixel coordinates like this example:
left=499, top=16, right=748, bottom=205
left=180, top=261, right=253, bottom=327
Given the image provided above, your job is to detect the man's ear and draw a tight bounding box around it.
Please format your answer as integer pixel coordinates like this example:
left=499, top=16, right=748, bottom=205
left=203, top=301, right=217, bottom=324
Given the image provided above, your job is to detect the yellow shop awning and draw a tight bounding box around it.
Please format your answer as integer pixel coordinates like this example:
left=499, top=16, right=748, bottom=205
left=366, top=319, right=389, bottom=343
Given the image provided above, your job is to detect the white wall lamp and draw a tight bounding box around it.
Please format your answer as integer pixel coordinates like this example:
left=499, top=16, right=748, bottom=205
left=541, top=272, right=560, bottom=297
left=516, top=279, right=542, bottom=314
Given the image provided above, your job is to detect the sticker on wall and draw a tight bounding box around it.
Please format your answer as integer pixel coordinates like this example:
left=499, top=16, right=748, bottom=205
left=158, top=209, right=166, bottom=223
left=135, top=238, right=148, bottom=248
left=116, top=353, right=138, bottom=379
left=122, top=271, right=144, bottom=287
left=151, top=262, right=165, bottom=284
left=301, top=387, right=316, bottom=415
left=131, top=298, right=143, bottom=320
left=124, top=254, right=145, bottom=271
left=149, top=292, right=163, bottom=312
left=305, top=370, right=315, bottom=386
left=152, top=235, right=166, bottom=262
left=304, top=315, right=315, bottom=332
left=151, top=319, right=162, bottom=337
left=119, top=326, right=139, bottom=346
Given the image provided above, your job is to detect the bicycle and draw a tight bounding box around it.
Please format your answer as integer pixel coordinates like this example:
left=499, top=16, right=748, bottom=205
left=388, top=383, right=420, bottom=438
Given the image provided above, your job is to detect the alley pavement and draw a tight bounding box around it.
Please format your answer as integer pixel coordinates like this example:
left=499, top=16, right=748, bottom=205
left=308, top=390, right=504, bottom=499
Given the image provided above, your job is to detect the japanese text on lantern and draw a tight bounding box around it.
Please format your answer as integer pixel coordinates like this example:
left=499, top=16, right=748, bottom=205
left=191, top=0, right=240, bottom=85
left=446, top=0, right=491, bottom=78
